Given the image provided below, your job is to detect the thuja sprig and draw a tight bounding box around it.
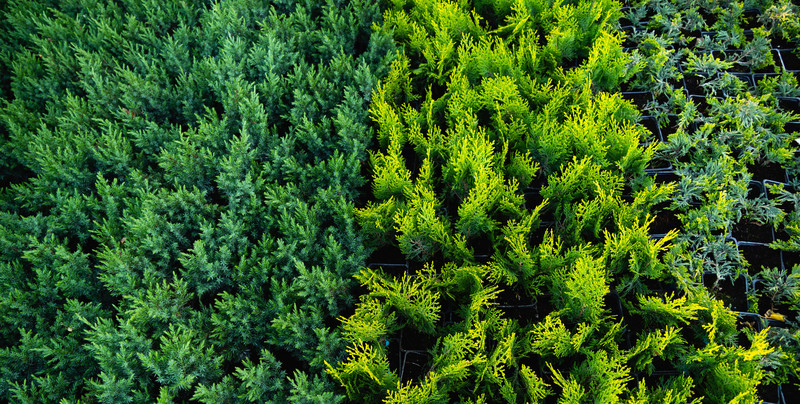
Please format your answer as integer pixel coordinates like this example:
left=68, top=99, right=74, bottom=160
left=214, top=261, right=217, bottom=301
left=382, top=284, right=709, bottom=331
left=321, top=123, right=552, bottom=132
left=335, top=0, right=675, bottom=401
left=355, top=266, right=442, bottom=335
left=325, top=340, right=399, bottom=402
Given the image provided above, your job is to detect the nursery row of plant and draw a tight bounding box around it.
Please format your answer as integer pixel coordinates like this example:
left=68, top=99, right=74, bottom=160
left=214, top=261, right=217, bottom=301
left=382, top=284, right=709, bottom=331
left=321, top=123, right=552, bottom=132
left=617, top=1, right=800, bottom=402
left=324, top=0, right=800, bottom=403
left=1, top=0, right=799, bottom=403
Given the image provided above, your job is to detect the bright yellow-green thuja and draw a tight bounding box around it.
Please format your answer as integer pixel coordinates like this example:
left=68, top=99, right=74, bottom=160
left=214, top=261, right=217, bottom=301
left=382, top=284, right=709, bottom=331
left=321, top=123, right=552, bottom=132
left=334, top=0, right=775, bottom=402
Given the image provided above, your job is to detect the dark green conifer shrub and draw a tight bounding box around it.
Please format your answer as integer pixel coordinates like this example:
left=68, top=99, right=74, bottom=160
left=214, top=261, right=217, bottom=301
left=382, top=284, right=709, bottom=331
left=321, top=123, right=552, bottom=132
left=0, top=0, right=395, bottom=401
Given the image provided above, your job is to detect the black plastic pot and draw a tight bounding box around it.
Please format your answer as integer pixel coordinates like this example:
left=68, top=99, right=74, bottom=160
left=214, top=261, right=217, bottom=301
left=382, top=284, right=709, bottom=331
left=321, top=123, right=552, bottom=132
left=689, top=95, right=723, bottom=115
left=386, top=338, right=402, bottom=375
left=781, top=381, right=798, bottom=404
left=622, top=91, right=654, bottom=110
left=400, top=350, right=430, bottom=383
left=733, top=183, right=776, bottom=243
left=732, top=223, right=774, bottom=244
left=740, top=9, right=761, bottom=30
left=657, top=115, right=680, bottom=139
left=754, top=72, right=779, bottom=86
left=620, top=27, right=637, bottom=49
left=645, top=158, right=674, bottom=174
left=649, top=202, right=680, bottom=235
left=703, top=272, right=751, bottom=312
left=751, top=279, right=795, bottom=320
left=739, top=242, right=783, bottom=273
left=640, top=116, right=662, bottom=142
left=758, top=383, right=782, bottom=404
left=771, top=35, right=795, bottom=50
left=618, top=7, right=633, bottom=27
left=496, top=288, right=540, bottom=323
left=736, top=312, right=764, bottom=349
left=399, top=328, right=435, bottom=352
left=683, top=73, right=715, bottom=96
left=765, top=180, right=795, bottom=210
left=784, top=121, right=800, bottom=136
left=367, top=245, right=409, bottom=275
left=727, top=72, right=754, bottom=94
left=712, top=50, right=751, bottom=73
left=654, top=171, right=680, bottom=185
left=778, top=50, right=800, bottom=72
left=753, top=50, right=782, bottom=74
left=467, top=234, right=493, bottom=262
left=781, top=250, right=800, bottom=271
left=777, top=97, right=800, bottom=115
left=748, top=163, right=789, bottom=183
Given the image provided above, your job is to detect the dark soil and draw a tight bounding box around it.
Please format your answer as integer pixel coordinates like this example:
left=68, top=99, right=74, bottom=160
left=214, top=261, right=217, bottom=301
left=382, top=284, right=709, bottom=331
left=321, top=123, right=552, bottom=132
left=782, top=250, right=800, bottom=271
left=781, top=380, right=799, bottom=403
left=400, top=351, right=430, bottom=382
left=753, top=52, right=781, bottom=73
left=748, top=181, right=766, bottom=199
left=658, top=115, right=679, bottom=139
left=621, top=29, right=637, bottom=48
left=679, top=30, right=701, bottom=48
left=779, top=50, right=800, bottom=71
left=649, top=209, right=680, bottom=235
left=766, top=183, right=796, bottom=212
left=622, top=91, right=653, bottom=109
left=703, top=273, right=750, bottom=312
left=689, top=95, right=713, bottom=114
left=525, top=192, right=555, bottom=222
left=753, top=72, right=778, bottom=86
left=748, top=163, right=788, bottom=183
left=740, top=243, right=783, bottom=272
left=495, top=287, right=539, bottom=323
left=784, top=121, right=800, bottom=134
left=757, top=383, right=781, bottom=403
left=530, top=224, right=552, bottom=246
left=399, top=328, right=435, bottom=351
left=777, top=97, right=800, bottom=115
left=753, top=280, right=793, bottom=315
left=737, top=312, right=763, bottom=346
left=525, top=191, right=544, bottom=210
left=468, top=235, right=493, bottom=259
left=640, top=116, right=661, bottom=142
left=654, top=172, right=681, bottom=185
left=715, top=50, right=751, bottom=73
left=741, top=10, right=761, bottom=30
left=732, top=221, right=774, bottom=243
left=683, top=74, right=709, bottom=96
left=771, top=36, right=794, bottom=50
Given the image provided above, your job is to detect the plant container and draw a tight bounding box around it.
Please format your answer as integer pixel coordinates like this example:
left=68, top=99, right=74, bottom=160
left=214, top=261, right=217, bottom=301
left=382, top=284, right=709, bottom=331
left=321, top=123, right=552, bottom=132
left=703, top=272, right=751, bottom=312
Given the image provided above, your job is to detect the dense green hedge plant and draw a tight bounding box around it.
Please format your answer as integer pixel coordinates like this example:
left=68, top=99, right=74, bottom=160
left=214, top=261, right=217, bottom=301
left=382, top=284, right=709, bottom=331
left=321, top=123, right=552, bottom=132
left=0, top=0, right=396, bottom=401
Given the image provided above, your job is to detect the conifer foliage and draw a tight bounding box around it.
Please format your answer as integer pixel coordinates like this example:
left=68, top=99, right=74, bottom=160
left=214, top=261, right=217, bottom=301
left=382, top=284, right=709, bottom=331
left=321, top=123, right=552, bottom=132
left=0, top=0, right=394, bottom=401
left=329, top=0, right=775, bottom=402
